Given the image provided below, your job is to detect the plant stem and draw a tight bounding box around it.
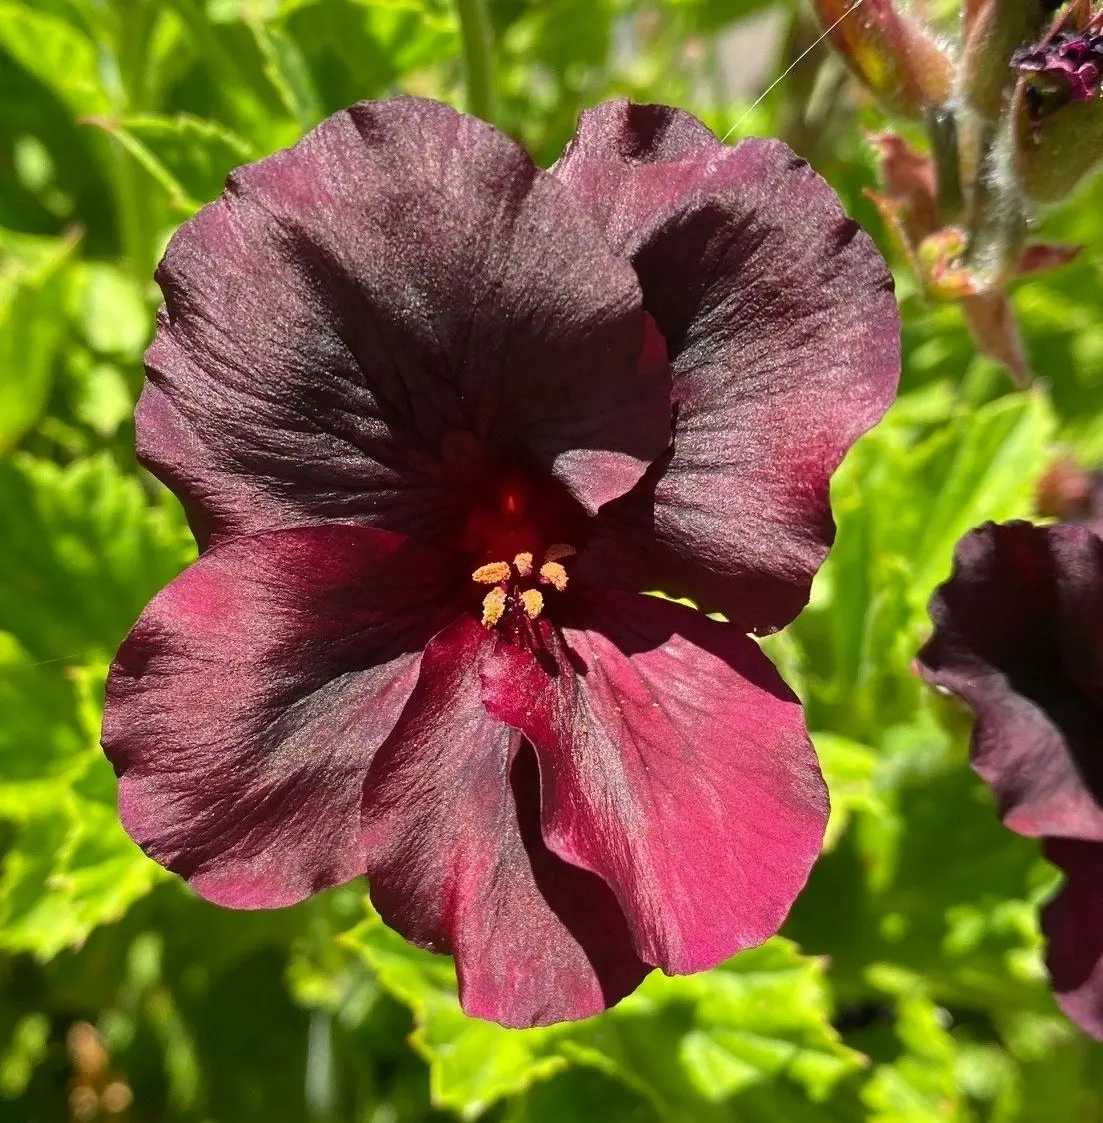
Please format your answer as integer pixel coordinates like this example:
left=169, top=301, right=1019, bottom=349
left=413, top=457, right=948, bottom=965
left=926, top=107, right=963, bottom=224
left=455, top=0, right=495, bottom=123
left=964, top=119, right=1027, bottom=286
left=113, top=0, right=157, bottom=283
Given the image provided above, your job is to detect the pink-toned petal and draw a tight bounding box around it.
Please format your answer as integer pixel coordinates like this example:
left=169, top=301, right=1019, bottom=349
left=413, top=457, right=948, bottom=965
left=143, top=96, right=671, bottom=546
left=103, top=525, right=457, bottom=908
left=918, top=521, right=1103, bottom=842
left=480, top=591, right=827, bottom=974
left=1043, top=838, right=1103, bottom=1041
left=555, top=101, right=899, bottom=633
left=362, top=616, right=649, bottom=1028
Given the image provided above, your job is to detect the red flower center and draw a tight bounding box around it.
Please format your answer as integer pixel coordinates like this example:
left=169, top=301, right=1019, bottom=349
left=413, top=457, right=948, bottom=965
left=458, top=473, right=583, bottom=628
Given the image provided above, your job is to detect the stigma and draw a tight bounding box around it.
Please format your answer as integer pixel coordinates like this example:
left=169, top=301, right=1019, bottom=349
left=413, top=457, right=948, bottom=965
left=471, top=544, right=575, bottom=627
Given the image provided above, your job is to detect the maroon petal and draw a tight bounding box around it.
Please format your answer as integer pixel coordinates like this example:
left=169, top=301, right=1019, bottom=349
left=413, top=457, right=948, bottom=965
left=480, top=591, right=827, bottom=974
left=361, top=615, right=649, bottom=1028
left=141, top=96, right=671, bottom=547
left=554, top=100, right=899, bottom=633
left=103, top=524, right=458, bottom=908
left=1043, top=838, right=1103, bottom=1041
left=917, top=521, right=1103, bottom=841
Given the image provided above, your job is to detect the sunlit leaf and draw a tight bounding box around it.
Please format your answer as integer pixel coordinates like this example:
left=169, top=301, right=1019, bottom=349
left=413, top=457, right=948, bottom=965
left=0, top=2, right=111, bottom=116
left=0, top=647, right=164, bottom=958
left=0, top=227, right=79, bottom=451
left=0, top=454, right=194, bottom=665
left=344, top=916, right=864, bottom=1122
left=85, top=113, right=256, bottom=214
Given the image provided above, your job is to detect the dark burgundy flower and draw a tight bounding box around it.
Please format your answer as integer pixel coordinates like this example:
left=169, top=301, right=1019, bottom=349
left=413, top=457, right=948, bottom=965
left=917, top=520, right=1103, bottom=1040
left=918, top=521, right=1103, bottom=842
left=1043, top=838, right=1103, bottom=1039
left=103, top=97, right=899, bottom=1027
left=1013, top=30, right=1103, bottom=107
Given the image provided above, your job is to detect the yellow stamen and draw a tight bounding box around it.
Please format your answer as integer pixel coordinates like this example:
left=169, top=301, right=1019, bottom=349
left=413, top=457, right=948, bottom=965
left=520, top=588, right=544, bottom=619
left=543, top=543, right=577, bottom=564
left=481, top=587, right=507, bottom=627
left=539, top=561, right=569, bottom=592
left=472, top=561, right=511, bottom=585
left=513, top=551, right=534, bottom=578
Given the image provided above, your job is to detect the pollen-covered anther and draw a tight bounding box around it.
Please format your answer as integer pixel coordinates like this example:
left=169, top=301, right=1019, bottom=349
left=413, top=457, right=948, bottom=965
left=472, top=561, right=511, bottom=585
left=481, top=587, right=507, bottom=627
left=520, top=588, right=545, bottom=620
left=542, top=543, right=577, bottom=564
left=539, top=561, right=569, bottom=592
left=513, top=552, right=534, bottom=578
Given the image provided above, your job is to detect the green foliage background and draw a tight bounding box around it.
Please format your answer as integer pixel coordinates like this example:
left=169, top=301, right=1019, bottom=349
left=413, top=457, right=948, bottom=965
left=1, top=0, right=1101, bottom=1119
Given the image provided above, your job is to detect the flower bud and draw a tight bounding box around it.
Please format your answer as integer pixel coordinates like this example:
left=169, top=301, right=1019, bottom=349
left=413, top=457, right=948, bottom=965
left=1013, top=28, right=1103, bottom=109
left=811, top=0, right=953, bottom=117
left=962, top=0, right=1052, bottom=119
left=917, top=227, right=983, bottom=300
left=1013, top=71, right=1103, bottom=203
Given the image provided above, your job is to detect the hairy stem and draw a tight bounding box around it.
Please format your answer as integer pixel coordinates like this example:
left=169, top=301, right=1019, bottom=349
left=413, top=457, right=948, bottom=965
left=927, top=107, right=963, bottom=224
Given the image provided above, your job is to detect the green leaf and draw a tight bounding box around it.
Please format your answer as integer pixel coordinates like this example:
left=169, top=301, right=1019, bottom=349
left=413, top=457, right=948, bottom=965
left=501, top=1065, right=658, bottom=1123
left=861, top=979, right=962, bottom=1123
left=247, top=18, right=322, bottom=130
left=67, top=354, right=136, bottom=439
left=0, top=455, right=195, bottom=956
left=73, top=261, right=150, bottom=358
left=86, top=113, right=256, bottom=213
left=343, top=916, right=865, bottom=1121
left=0, top=1012, right=50, bottom=1098
left=911, top=390, right=1057, bottom=598
left=0, top=453, right=194, bottom=665
left=0, top=2, right=110, bottom=116
left=276, top=0, right=459, bottom=114
left=0, top=646, right=164, bottom=958
left=814, top=733, right=887, bottom=851
left=786, top=711, right=1053, bottom=1024
left=1011, top=1030, right=1103, bottom=1121
left=792, top=388, right=1058, bottom=743
left=0, top=227, right=79, bottom=451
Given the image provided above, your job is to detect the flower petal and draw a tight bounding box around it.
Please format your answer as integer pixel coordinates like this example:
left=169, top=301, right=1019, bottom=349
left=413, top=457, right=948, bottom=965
left=102, top=524, right=458, bottom=908
left=141, top=96, right=671, bottom=546
left=480, top=591, right=827, bottom=974
left=555, top=100, right=899, bottom=632
left=361, top=615, right=648, bottom=1027
left=1043, top=838, right=1103, bottom=1041
left=917, top=521, right=1103, bottom=841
